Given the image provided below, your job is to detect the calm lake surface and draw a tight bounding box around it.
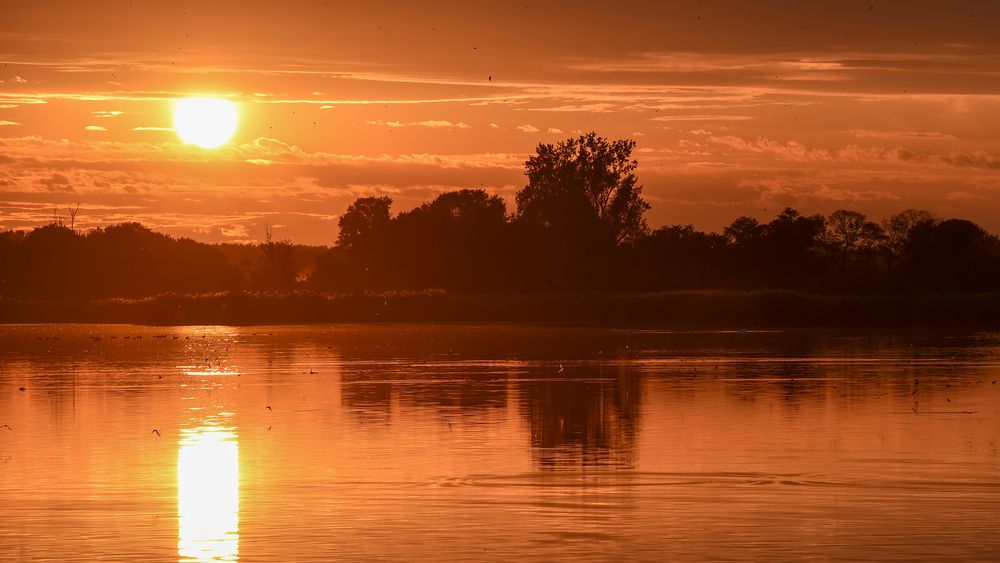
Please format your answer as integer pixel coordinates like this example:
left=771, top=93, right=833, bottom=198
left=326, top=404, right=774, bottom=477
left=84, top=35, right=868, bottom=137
left=1, top=324, right=999, bottom=562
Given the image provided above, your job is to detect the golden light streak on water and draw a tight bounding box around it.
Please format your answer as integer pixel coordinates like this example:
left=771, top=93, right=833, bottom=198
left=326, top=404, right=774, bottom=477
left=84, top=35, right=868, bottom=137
left=177, top=427, right=239, bottom=562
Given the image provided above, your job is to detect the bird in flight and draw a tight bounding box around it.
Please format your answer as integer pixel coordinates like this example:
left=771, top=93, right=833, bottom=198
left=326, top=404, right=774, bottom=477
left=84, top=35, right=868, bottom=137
left=266, top=405, right=272, bottom=411
left=0, top=424, right=11, bottom=430
left=151, top=429, right=161, bottom=437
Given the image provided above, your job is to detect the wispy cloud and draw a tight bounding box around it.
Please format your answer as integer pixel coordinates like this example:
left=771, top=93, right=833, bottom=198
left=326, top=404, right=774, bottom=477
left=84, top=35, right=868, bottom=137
left=84, top=125, right=108, bottom=131
left=516, top=124, right=540, bottom=133
left=847, top=129, right=958, bottom=140
left=415, top=120, right=470, bottom=129
left=38, top=173, right=73, bottom=192
left=366, top=119, right=471, bottom=129
left=652, top=114, right=756, bottom=122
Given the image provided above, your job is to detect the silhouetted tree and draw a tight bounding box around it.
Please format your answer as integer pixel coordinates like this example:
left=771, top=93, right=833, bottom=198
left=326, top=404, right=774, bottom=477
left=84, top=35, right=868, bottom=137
left=881, top=209, right=936, bottom=274
left=389, top=189, right=509, bottom=289
left=336, top=196, right=392, bottom=249
left=724, top=216, right=764, bottom=247
left=255, top=240, right=297, bottom=290
left=516, top=132, right=649, bottom=245
left=513, top=133, right=650, bottom=289
left=902, top=219, right=1000, bottom=291
left=318, top=196, right=395, bottom=290
left=313, top=189, right=511, bottom=291
left=68, top=203, right=80, bottom=231
left=15, top=224, right=84, bottom=298
left=0, top=222, right=244, bottom=298
left=84, top=223, right=242, bottom=297
left=825, top=210, right=881, bottom=279
left=628, top=225, right=729, bottom=290
left=761, top=208, right=827, bottom=288
left=722, top=209, right=825, bottom=288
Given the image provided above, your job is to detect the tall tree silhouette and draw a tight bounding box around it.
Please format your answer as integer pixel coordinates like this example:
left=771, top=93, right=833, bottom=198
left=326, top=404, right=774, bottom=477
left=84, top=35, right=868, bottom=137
left=825, top=210, right=880, bottom=279
left=514, top=132, right=650, bottom=289
left=336, top=196, right=392, bottom=249
left=881, top=209, right=935, bottom=274
left=516, top=132, right=649, bottom=245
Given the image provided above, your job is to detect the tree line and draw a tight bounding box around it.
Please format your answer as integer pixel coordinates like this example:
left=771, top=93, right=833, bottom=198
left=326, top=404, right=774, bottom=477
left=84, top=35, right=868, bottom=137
left=2, top=132, right=999, bottom=299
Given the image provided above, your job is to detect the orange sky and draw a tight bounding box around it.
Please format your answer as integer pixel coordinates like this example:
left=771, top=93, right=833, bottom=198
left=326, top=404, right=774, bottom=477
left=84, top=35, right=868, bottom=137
left=2, top=0, right=999, bottom=244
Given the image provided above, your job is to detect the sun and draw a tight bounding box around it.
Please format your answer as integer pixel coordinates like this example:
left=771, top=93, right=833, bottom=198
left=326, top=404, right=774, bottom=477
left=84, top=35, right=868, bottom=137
left=173, top=97, right=238, bottom=149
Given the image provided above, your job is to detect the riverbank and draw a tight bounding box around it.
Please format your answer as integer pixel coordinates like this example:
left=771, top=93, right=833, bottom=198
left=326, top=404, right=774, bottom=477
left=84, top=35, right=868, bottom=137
left=3, top=290, right=1000, bottom=327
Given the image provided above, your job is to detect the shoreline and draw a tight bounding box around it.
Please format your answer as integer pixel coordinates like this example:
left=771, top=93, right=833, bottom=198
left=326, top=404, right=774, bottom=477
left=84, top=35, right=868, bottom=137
left=4, top=290, right=1000, bottom=328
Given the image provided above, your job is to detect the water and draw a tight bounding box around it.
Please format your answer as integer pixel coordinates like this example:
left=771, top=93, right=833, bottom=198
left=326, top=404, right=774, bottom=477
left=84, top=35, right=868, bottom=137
left=1, top=324, right=999, bottom=561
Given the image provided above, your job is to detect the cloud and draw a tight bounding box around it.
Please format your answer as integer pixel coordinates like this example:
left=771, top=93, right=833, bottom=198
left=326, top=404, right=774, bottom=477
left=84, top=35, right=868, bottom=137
left=12, top=76, right=27, bottom=84
left=0, top=120, right=19, bottom=126
left=84, top=125, right=108, bottom=131
left=834, top=145, right=1000, bottom=170
left=38, top=173, right=74, bottom=192
left=652, top=114, right=756, bottom=122
left=516, top=124, right=540, bottom=133
left=367, top=119, right=471, bottom=129
left=220, top=224, right=250, bottom=239
left=934, top=151, right=1000, bottom=170
left=489, top=123, right=500, bottom=128
left=707, top=135, right=833, bottom=161
left=847, top=129, right=958, bottom=140
left=91, top=110, right=124, bottom=118
left=416, top=120, right=470, bottom=129
left=132, top=126, right=174, bottom=132
left=547, top=127, right=564, bottom=134
left=528, top=102, right=619, bottom=113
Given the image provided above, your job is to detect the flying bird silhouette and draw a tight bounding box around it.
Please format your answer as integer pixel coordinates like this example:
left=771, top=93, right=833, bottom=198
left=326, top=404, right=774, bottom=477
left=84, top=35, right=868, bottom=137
left=151, top=429, right=160, bottom=436
left=1, top=424, right=11, bottom=430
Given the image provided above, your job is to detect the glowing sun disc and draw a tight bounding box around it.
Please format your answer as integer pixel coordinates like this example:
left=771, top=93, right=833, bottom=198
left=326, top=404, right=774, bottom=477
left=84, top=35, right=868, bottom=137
left=173, top=98, right=238, bottom=149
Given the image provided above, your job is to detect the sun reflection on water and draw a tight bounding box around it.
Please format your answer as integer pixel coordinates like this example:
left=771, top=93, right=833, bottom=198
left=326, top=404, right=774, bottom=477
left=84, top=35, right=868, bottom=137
left=178, top=427, right=239, bottom=562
